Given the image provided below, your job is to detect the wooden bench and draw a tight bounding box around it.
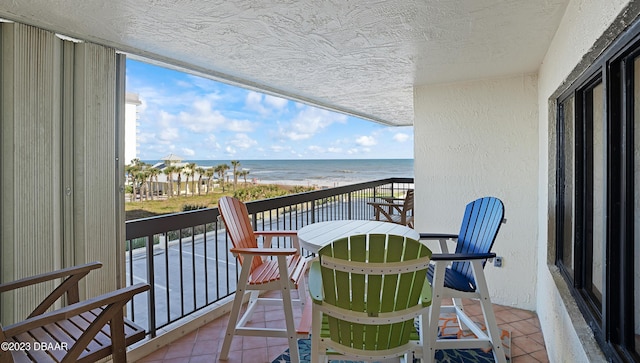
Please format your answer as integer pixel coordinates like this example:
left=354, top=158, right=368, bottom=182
left=0, top=262, right=149, bottom=363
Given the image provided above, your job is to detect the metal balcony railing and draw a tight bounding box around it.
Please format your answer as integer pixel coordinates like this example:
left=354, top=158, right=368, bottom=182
left=125, top=178, right=413, bottom=337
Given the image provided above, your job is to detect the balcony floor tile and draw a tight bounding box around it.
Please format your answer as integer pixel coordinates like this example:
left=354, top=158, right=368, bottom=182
left=137, top=295, right=548, bottom=363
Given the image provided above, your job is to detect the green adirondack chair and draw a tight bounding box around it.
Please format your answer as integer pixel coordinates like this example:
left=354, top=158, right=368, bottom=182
left=308, top=233, right=432, bottom=363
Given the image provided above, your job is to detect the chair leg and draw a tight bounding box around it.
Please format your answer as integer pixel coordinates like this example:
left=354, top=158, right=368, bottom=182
left=220, top=256, right=254, bottom=360
left=311, top=306, right=321, bottom=363
left=278, top=255, right=300, bottom=363
left=418, top=313, right=428, bottom=362
left=297, top=267, right=308, bottom=312
left=426, top=261, right=447, bottom=363
left=471, top=260, right=507, bottom=363
left=110, top=310, right=127, bottom=363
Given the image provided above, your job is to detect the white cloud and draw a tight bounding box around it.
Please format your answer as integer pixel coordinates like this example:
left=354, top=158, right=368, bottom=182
left=245, top=92, right=289, bottom=115
left=270, top=145, right=289, bottom=153
left=205, top=134, right=217, bottom=143
left=157, top=110, right=180, bottom=142
left=159, top=128, right=179, bottom=142
left=245, top=91, right=269, bottom=115
left=246, top=91, right=262, bottom=107
left=128, top=60, right=414, bottom=160
left=177, top=98, right=254, bottom=133
left=264, top=95, right=288, bottom=109
left=182, top=148, right=195, bottom=156
left=280, top=107, right=348, bottom=140
left=227, top=133, right=258, bottom=150
left=185, top=75, right=227, bottom=95
left=225, top=120, right=255, bottom=132
left=355, top=135, right=377, bottom=147
left=393, top=133, right=410, bottom=142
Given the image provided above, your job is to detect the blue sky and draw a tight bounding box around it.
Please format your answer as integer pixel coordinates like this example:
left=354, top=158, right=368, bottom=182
left=126, top=59, right=413, bottom=160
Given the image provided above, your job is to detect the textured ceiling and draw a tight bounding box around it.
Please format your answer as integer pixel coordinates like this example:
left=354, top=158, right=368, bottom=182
left=0, top=0, right=569, bottom=126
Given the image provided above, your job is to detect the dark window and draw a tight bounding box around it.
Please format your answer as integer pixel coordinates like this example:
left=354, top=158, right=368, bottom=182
left=556, top=20, right=640, bottom=362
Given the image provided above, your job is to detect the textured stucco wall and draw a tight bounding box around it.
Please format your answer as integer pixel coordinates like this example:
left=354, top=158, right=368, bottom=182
left=413, top=73, right=539, bottom=310
left=537, top=0, right=633, bottom=362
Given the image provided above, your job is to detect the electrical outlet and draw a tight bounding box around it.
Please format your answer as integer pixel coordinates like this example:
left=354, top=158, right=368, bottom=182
left=494, top=256, right=503, bottom=267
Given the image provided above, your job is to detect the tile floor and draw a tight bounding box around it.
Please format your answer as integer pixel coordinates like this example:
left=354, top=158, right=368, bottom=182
left=136, top=294, right=548, bottom=363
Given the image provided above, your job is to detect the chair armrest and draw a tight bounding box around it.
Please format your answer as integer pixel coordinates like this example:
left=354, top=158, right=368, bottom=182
left=430, top=252, right=496, bottom=261
left=0, top=262, right=102, bottom=293
left=3, top=283, right=149, bottom=337
left=367, top=201, right=402, bottom=207
left=230, top=247, right=298, bottom=256
left=254, top=230, right=297, bottom=237
left=308, top=261, right=323, bottom=303
left=255, top=231, right=299, bottom=250
left=418, top=233, right=458, bottom=240
left=0, top=262, right=104, bottom=318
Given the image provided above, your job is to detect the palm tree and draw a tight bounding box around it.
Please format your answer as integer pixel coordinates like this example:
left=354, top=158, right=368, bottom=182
left=163, top=166, right=174, bottom=198
left=148, top=167, right=160, bottom=200
left=204, top=168, right=215, bottom=194
left=231, top=160, right=240, bottom=190
left=195, top=167, right=205, bottom=195
left=125, top=163, right=140, bottom=201
left=239, top=169, right=250, bottom=186
left=183, top=162, right=195, bottom=196
left=126, top=158, right=149, bottom=201
left=187, top=162, right=197, bottom=196
left=137, top=169, right=149, bottom=201
left=176, top=168, right=183, bottom=197
left=215, top=163, right=230, bottom=192
left=183, top=168, right=191, bottom=196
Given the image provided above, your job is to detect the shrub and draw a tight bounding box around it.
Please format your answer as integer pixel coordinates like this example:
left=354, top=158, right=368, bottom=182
left=182, top=204, right=208, bottom=212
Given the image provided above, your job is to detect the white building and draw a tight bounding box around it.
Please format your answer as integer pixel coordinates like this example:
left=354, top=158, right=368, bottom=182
left=125, top=92, right=141, bottom=165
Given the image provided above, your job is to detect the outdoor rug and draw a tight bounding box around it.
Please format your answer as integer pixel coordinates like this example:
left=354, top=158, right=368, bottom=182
left=271, top=314, right=511, bottom=363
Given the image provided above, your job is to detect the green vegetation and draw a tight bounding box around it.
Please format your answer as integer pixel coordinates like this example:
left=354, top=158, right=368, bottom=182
left=125, top=159, right=317, bottom=220
left=125, top=184, right=315, bottom=220
left=233, top=184, right=314, bottom=201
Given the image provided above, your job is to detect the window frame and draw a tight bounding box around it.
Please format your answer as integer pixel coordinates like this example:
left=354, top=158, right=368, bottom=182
left=555, top=18, right=640, bottom=362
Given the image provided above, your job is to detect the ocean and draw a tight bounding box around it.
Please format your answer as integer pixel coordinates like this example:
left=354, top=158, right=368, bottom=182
left=143, top=159, right=413, bottom=188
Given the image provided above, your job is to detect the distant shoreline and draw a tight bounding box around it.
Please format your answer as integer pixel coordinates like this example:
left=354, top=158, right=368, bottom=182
left=137, top=159, right=413, bottom=189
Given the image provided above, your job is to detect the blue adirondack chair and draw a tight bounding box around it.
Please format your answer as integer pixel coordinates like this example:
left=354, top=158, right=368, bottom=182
left=420, top=196, right=507, bottom=363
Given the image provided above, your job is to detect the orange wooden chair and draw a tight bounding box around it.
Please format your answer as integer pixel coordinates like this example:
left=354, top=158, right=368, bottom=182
left=218, top=196, right=309, bottom=362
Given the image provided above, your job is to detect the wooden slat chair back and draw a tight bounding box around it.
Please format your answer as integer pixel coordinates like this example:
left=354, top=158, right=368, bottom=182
left=0, top=262, right=149, bottom=363
left=368, top=189, right=415, bottom=228
left=217, top=196, right=308, bottom=363
left=420, top=196, right=507, bottom=363
left=218, top=195, right=265, bottom=273
left=309, top=234, right=432, bottom=362
left=450, top=196, right=505, bottom=291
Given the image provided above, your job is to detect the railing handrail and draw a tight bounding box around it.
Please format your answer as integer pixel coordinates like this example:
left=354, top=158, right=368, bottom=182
left=125, top=177, right=413, bottom=239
